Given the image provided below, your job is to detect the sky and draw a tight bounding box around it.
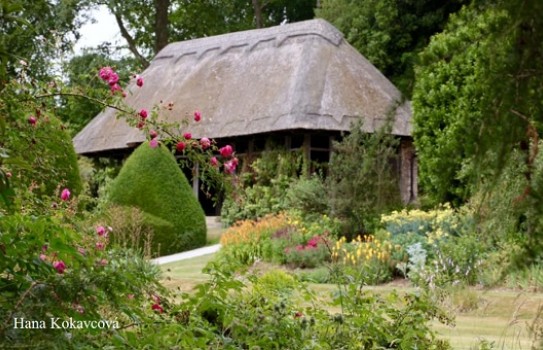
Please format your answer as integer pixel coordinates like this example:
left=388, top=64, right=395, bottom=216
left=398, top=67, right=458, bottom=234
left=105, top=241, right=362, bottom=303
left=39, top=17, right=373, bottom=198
left=73, top=5, right=122, bottom=56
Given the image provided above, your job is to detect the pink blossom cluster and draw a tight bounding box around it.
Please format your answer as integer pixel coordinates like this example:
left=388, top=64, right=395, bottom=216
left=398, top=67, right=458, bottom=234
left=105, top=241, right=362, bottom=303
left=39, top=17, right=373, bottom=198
left=99, top=66, right=123, bottom=95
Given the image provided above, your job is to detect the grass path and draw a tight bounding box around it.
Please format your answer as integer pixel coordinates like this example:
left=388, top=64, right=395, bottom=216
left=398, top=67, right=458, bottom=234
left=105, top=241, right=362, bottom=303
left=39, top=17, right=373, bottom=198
left=159, top=254, right=543, bottom=349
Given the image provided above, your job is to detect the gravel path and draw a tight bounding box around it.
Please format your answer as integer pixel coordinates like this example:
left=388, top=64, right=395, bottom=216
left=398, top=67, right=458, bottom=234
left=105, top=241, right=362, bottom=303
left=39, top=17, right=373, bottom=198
left=151, top=244, right=221, bottom=265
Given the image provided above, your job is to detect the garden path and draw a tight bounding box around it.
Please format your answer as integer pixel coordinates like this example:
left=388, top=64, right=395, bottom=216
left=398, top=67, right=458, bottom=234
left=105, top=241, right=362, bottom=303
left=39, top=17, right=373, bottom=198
left=151, top=216, right=223, bottom=265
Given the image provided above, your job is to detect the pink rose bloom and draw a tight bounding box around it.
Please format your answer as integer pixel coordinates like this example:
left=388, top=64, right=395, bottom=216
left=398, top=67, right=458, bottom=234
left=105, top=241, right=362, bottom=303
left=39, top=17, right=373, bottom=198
left=139, top=109, right=148, bottom=119
left=210, top=156, right=218, bottom=167
left=176, top=141, right=186, bottom=152
left=194, top=110, right=201, bottom=122
left=108, top=72, right=119, bottom=86
left=109, top=83, right=122, bottom=92
left=39, top=254, right=47, bottom=261
left=28, top=116, right=37, bottom=125
left=98, top=258, right=108, bottom=266
left=149, top=139, right=159, bottom=148
left=224, top=159, right=237, bottom=174
left=137, top=121, right=145, bottom=129
left=99, top=66, right=114, bottom=81
left=150, top=130, right=158, bottom=139
left=151, top=303, right=164, bottom=313
left=96, top=226, right=106, bottom=236
left=60, top=188, right=71, bottom=201
left=136, top=76, right=144, bottom=87
left=53, top=260, right=66, bottom=274
left=95, top=241, right=105, bottom=250
left=219, top=145, right=233, bottom=158
left=183, top=132, right=192, bottom=140
left=200, top=137, right=211, bottom=150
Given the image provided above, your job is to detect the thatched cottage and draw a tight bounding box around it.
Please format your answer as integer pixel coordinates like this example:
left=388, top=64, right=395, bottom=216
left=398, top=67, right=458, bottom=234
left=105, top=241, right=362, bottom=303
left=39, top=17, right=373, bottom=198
left=73, top=19, right=417, bottom=214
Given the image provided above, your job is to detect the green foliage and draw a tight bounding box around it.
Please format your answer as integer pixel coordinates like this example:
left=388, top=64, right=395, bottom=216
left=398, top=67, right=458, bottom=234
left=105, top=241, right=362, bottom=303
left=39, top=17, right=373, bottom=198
left=317, top=0, right=468, bottom=96
left=327, top=121, right=402, bottom=237
left=0, top=212, right=165, bottom=348
left=1, top=98, right=82, bottom=212
left=286, top=174, right=329, bottom=218
left=108, top=142, right=206, bottom=256
left=221, top=149, right=303, bottom=225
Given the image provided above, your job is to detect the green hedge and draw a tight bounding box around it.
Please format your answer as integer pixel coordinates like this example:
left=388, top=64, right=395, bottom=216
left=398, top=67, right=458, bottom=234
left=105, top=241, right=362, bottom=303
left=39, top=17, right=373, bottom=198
left=108, top=142, right=206, bottom=256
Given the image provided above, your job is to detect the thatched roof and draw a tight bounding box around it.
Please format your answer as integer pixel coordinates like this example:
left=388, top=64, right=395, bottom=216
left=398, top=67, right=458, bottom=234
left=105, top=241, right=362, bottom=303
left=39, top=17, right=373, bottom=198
left=73, top=19, right=412, bottom=155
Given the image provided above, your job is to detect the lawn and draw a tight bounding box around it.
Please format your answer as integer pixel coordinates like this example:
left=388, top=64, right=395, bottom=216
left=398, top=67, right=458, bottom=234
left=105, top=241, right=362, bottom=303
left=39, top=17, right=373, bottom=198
left=160, top=255, right=543, bottom=349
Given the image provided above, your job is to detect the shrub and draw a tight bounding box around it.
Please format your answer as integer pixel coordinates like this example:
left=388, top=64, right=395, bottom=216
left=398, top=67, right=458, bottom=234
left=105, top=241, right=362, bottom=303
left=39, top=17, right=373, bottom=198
left=2, top=112, right=82, bottom=211
left=108, top=141, right=206, bottom=256
left=326, top=120, right=402, bottom=237
left=331, top=234, right=398, bottom=284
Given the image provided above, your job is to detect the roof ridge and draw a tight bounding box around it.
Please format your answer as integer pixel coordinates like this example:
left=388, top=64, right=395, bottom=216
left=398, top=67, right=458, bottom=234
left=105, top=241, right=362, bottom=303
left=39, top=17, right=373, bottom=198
left=154, top=19, right=344, bottom=61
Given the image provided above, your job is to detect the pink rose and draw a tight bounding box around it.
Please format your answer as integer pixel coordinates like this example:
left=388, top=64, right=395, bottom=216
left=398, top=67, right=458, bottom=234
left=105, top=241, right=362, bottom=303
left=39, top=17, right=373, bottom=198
left=151, top=303, right=163, bottom=313
left=149, top=139, right=158, bottom=148
left=53, top=260, right=66, bottom=274
left=39, top=254, right=47, bottom=261
left=194, top=110, right=201, bottom=122
left=95, top=242, right=105, bottom=250
left=28, top=116, right=37, bottom=126
left=183, top=132, right=192, bottom=140
left=210, top=156, right=218, bottom=167
left=176, top=141, right=186, bottom=152
left=220, top=145, right=233, bottom=158
left=136, top=76, right=144, bottom=87
left=150, top=130, right=158, bottom=139
left=60, top=188, right=71, bottom=201
left=96, top=226, right=106, bottom=236
left=139, top=109, right=148, bottom=119
left=99, top=67, right=114, bottom=81
left=200, top=137, right=211, bottom=150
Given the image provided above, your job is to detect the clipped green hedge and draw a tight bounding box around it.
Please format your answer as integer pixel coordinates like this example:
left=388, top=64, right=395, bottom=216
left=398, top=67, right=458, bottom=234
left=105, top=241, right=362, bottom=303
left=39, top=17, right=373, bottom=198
left=7, top=113, right=82, bottom=202
left=108, top=142, right=206, bottom=256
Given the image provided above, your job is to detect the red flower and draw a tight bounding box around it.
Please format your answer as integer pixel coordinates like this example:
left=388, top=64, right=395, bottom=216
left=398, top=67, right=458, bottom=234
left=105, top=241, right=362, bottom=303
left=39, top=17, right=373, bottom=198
left=99, top=66, right=114, bottom=81
left=53, top=260, right=66, bottom=274
left=137, top=121, right=145, bottom=129
left=176, top=141, right=186, bottom=152
left=194, top=110, right=201, bottom=122
left=136, top=76, right=144, bottom=87
left=96, top=226, right=106, bottom=236
left=224, top=159, right=238, bottom=174
left=200, top=137, right=211, bottom=150
left=95, top=241, right=105, bottom=250
left=60, top=188, right=71, bottom=201
left=183, top=132, right=192, bottom=140
left=294, top=311, right=303, bottom=318
left=107, top=72, right=119, bottom=86
left=151, top=303, right=164, bottom=313
left=150, top=130, right=158, bottom=139
left=139, top=109, right=148, bottom=119
left=28, top=116, right=37, bottom=126
left=220, top=145, right=233, bottom=158
left=307, top=236, right=319, bottom=248
left=210, top=156, right=218, bottom=167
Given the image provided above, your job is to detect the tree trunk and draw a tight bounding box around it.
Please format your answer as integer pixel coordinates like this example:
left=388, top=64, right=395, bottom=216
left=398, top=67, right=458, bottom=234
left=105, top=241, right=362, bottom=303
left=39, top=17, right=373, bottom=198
left=154, top=0, right=170, bottom=53
left=252, top=0, right=264, bottom=28
left=113, top=12, right=150, bottom=68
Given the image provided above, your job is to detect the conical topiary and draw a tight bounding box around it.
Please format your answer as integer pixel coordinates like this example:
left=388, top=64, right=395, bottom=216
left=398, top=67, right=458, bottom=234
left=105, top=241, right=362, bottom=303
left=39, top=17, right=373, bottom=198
left=108, top=142, right=206, bottom=256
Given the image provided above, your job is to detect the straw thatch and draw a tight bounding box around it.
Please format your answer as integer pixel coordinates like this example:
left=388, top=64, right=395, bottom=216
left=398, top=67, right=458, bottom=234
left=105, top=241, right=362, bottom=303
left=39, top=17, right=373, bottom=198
left=73, top=19, right=411, bottom=155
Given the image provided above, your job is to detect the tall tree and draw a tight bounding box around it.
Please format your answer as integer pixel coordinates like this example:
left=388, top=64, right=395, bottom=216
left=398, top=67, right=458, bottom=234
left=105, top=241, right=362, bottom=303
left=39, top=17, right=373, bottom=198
left=316, top=0, right=468, bottom=96
left=0, top=0, right=84, bottom=84
left=413, top=0, right=543, bottom=256
left=93, top=0, right=317, bottom=67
